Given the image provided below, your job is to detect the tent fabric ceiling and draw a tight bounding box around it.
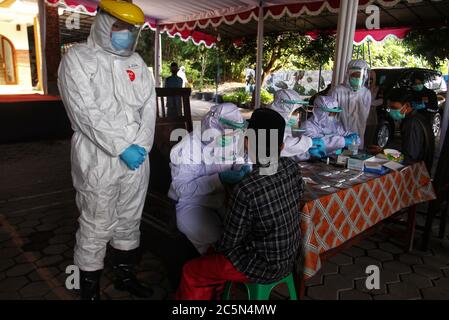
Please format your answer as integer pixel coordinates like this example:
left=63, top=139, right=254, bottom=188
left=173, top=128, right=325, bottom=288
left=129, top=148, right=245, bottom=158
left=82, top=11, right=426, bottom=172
left=47, top=0, right=449, bottom=47
left=46, top=0, right=409, bottom=26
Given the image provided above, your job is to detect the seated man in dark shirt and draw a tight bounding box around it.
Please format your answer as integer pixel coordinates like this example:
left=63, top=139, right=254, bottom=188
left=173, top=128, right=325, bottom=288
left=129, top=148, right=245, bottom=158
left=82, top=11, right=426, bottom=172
left=387, top=88, right=435, bottom=171
left=175, top=108, right=304, bottom=300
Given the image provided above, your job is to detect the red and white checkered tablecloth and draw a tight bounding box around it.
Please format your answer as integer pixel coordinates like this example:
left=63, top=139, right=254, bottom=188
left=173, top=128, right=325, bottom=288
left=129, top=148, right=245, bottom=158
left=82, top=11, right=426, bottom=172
left=297, top=161, right=435, bottom=279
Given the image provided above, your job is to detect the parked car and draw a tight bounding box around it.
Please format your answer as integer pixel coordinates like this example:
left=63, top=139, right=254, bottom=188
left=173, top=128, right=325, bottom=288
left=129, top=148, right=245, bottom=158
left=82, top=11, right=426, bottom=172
left=372, top=68, right=447, bottom=148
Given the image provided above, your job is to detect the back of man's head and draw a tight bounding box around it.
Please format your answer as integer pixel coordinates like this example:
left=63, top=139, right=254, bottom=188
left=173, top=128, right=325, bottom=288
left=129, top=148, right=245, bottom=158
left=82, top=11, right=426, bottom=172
left=247, top=108, right=285, bottom=168
left=412, top=72, right=425, bottom=83
left=388, top=88, right=413, bottom=105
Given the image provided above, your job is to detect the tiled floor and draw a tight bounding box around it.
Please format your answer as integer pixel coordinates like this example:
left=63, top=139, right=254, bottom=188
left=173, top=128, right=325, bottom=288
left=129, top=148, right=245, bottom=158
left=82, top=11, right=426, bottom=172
left=0, top=139, right=448, bottom=300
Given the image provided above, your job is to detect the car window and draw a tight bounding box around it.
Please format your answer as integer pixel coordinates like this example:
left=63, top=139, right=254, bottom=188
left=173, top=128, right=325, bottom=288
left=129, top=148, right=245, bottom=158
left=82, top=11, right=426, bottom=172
left=397, top=71, right=414, bottom=88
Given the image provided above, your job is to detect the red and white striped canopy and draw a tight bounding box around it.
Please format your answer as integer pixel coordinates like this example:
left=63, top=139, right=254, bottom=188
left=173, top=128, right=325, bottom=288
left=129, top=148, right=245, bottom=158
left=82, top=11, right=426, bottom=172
left=45, top=0, right=440, bottom=47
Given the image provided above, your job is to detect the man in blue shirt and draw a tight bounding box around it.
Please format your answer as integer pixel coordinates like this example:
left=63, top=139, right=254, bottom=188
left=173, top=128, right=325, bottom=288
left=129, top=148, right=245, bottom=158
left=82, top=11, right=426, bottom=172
left=165, top=62, right=183, bottom=117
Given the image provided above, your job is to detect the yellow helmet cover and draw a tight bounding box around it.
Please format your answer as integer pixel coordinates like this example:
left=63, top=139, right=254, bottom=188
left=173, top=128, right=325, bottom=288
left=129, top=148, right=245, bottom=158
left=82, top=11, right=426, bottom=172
left=98, top=0, right=145, bottom=26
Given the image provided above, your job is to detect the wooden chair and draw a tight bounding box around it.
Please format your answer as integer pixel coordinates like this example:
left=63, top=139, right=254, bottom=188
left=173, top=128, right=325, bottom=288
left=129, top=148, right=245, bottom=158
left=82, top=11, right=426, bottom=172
left=142, top=88, right=193, bottom=237
left=421, top=128, right=449, bottom=250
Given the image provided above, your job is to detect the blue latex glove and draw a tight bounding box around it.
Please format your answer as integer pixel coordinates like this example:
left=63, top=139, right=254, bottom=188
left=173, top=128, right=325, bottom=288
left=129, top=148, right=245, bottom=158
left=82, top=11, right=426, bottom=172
left=344, top=133, right=360, bottom=147
left=310, top=137, right=327, bottom=157
left=312, top=137, right=325, bottom=149
left=344, top=136, right=354, bottom=147
left=219, top=165, right=251, bottom=184
left=309, top=147, right=326, bottom=159
left=120, top=144, right=146, bottom=170
left=412, top=102, right=426, bottom=110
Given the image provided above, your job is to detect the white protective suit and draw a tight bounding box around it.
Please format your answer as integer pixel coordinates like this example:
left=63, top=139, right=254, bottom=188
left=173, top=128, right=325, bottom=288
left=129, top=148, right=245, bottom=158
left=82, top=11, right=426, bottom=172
left=268, top=89, right=313, bottom=161
left=168, top=103, right=245, bottom=254
left=58, top=12, right=156, bottom=271
left=330, top=60, right=372, bottom=149
left=177, top=66, right=188, bottom=87
left=303, top=96, right=357, bottom=155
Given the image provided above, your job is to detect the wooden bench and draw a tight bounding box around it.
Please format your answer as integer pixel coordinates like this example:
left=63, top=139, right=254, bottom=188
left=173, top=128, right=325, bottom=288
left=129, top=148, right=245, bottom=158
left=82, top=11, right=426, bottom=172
left=142, top=88, right=193, bottom=238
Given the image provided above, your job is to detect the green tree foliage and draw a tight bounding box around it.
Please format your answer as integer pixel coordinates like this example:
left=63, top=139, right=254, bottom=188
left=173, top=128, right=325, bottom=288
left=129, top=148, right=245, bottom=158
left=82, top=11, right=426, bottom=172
left=136, top=28, right=447, bottom=92
left=221, top=32, right=310, bottom=83
left=354, top=38, right=431, bottom=69
left=403, top=28, right=449, bottom=69
left=295, top=33, right=336, bottom=70
left=135, top=29, right=155, bottom=68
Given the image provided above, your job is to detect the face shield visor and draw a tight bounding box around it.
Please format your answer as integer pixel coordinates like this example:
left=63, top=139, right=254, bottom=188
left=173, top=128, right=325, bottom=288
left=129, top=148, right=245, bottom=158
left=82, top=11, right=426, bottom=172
left=93, top=9, right=143, bottom=57
left=279, top=99, right=308, bottom=128
left=109, top=16, right=142, bottom=56
left=348, top=68, right=365, bottom=92
left=218, top=117, right=247, bottom=130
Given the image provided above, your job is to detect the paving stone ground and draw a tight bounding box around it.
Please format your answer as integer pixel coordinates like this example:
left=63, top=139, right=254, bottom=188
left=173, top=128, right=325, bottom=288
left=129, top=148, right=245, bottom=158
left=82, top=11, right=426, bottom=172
left=0, top=140, right=448, bottom=300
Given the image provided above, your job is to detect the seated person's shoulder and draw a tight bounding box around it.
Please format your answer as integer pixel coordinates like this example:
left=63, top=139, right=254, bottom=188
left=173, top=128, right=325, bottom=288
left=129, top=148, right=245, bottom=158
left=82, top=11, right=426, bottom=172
left=281, top=157, right=302, bottom=173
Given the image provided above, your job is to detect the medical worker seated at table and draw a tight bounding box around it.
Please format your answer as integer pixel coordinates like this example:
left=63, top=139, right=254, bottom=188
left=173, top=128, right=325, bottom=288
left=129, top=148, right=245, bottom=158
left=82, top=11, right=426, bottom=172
left=267, top=89, right=314, bottom=161
left=330, top=59, right=372, bottom=149
left=303, top=96, right=360, bottom=159
left=168, top=103, right=249, bottom=255
left=58, top=0, right=156, bottom=300
left=175, top=108, right=304, bottom=300
left=387, top=88, right=435, bottom=171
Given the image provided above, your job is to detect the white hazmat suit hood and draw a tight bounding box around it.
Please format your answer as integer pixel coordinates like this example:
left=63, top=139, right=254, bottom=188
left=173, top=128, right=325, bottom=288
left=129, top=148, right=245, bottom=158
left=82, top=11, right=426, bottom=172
left=57, top=8, right=156, bottom=271
left=201, top=103, right=245, bottom=135
left=344, top=59, right=369, bottom=92
left=268, top=89, right=313, bottom=161
left=89, top=10, right=142, bottom=57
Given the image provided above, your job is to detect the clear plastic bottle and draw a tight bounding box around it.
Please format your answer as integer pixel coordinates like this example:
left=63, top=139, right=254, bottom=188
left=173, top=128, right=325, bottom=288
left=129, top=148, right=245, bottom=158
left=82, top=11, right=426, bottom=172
left=348, top=138, right=359, bottom=156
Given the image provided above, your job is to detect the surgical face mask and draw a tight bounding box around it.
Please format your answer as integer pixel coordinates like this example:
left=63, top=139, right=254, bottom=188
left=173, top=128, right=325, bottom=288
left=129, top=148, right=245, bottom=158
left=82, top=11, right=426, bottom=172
left=349, top=77, right=363, bottom=91
left=287, top=117, right=298, bottom=128
left=111, top=30, right=135, bottom=51
left=328, top=115, right=338, bottom=125
left=389, top=109, right=406, bottom=121
left=412, top=84, right=424, bottom=92
left=208, top=132, right=244, bottom=163
left=217, top=135, right=234, bottom=147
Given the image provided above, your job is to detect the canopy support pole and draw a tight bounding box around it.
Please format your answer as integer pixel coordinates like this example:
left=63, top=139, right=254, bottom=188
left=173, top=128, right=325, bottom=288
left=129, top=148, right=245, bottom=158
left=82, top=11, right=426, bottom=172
left=367, top=40, right=372, bottom=68
left=154, top=23, right=162, bottom=87
left=332, top=0, right=358, bottom=86
left=439, top=74, right=449, bottom=157
left=254, top=1, right=264, bottom=109
left=37, top=0, right=48, bottom=94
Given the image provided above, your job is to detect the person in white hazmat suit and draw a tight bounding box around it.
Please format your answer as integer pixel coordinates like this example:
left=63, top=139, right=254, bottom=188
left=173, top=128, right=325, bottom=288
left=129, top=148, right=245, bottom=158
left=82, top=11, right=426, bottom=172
left=303, top=96, right=360, bottom=158
left=57, top=0, right=156, bottom=300
left=267, top=89, right=314, bottom=161
left=168, top=103, right=250, bottom=254
left=330, top=60, right=372, bottom=149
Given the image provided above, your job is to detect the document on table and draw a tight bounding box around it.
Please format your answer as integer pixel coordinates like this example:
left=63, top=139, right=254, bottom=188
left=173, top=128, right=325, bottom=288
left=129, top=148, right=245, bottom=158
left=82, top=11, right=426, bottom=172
left=303, top=177, right=319, bottom=185
left=383, top=161, right=405, bottom=171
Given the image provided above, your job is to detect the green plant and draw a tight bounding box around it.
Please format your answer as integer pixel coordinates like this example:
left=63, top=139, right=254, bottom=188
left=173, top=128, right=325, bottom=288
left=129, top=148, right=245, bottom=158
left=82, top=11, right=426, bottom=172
left=260, top=89, right=274, bottom=105
left=222, top=89, right=251, bottom=106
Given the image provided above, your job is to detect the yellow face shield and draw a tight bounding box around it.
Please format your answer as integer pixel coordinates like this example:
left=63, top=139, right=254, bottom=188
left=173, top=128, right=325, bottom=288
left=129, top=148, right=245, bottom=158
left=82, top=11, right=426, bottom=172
left=98, top=0, right=145, bottom=26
